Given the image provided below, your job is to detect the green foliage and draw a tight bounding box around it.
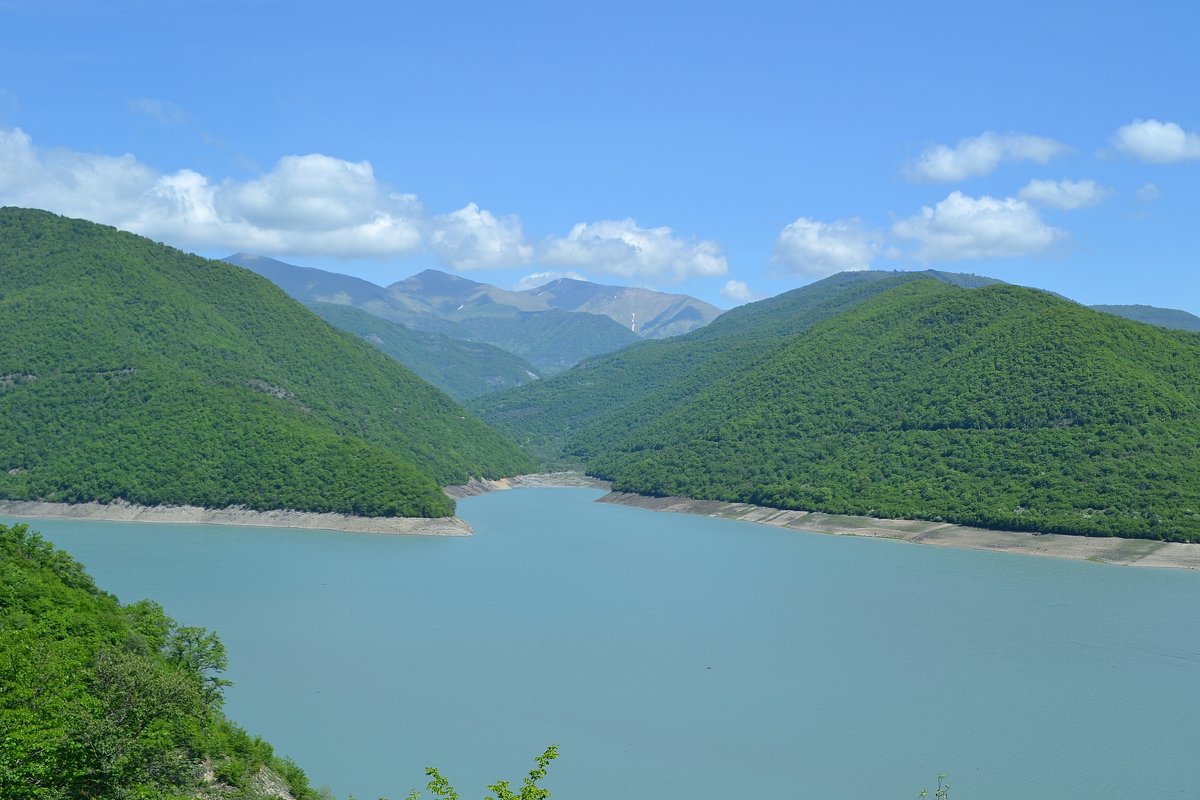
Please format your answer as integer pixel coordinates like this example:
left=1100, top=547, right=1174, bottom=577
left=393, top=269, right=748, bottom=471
left=480, top=273, right=1200, bottom=541
left=585, top=281, right=1200, bottom=540
left=457, top=309, right=639, bottom=375
left=0, top=208, right=536, bottom=518
left=307, top=301, right=541, bottom=400
left=0, top=522, right=324, bottom=799
left=408, top=746, right=559, bottom=800
left=917, top=773, right=950, bottom=799
left=472, top=270, right=968, bottom=466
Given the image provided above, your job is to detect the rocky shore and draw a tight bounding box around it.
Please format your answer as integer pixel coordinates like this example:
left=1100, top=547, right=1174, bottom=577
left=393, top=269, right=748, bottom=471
left=444, top=471, right=612, bottom=497
left=599, top=491, right=1200, bottom=570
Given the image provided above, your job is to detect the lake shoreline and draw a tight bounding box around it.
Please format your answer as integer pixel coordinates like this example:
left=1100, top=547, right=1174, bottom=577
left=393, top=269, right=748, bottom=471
left=0, top=499, right=473, bottom=536
left=444, top=471, right=613, bottom=497
left=0, top=473, right=611, bottom=536
left=598, top=491, right=1200, bottom=570
left=9, top=477, right=1196, bottom=566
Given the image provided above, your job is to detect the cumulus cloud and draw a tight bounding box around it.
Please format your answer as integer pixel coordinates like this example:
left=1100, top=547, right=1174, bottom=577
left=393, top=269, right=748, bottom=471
left=1017, top=178, right=1112, bottom=210
left=891, top=191, right=1065, bottom=261
left=514, top=270, right=587, bottom=291
left=0, top=126, right=436, bottom=258
left=904, top=131, right=1069, bottom=182
left=1112, top=119, right=1200, bottom=163
left=427, top=202, right=532, bottom=270
left=539, top=219, right=727, bottom=283
left=720, top=279, right=762, bottom=305
left=771, top=217, right=878, bottom=276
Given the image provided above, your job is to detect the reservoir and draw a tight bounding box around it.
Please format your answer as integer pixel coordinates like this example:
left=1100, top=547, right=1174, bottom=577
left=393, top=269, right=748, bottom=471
left=9, top=487, right=1200, bottom=799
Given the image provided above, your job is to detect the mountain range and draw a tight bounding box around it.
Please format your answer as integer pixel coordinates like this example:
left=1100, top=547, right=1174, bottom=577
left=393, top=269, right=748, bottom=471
left=6, top=206, right=1200, bottom=542
left=224, top=253, right=720, bottom=374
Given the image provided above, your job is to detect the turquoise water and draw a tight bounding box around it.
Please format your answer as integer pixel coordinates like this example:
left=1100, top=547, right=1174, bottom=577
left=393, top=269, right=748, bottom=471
left=9, top=487, right=1200, bottom=799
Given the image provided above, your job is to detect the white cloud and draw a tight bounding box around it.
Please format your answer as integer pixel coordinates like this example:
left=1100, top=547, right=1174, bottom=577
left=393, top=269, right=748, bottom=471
left=1113, top=119, right=1200, bottom=163
left=904, top=131, right=1069, bottom=182
left=514, top=270, right=587, bottom=291
left=1017, top=178, right=1112, bottom=210
left=720, top=279, right=761, bottom=305
left=129, top=98, right=187, bottom=126
left=539, top=219, right=727, bottom=283
left=0, top=126, right=442, bottom=258
left=427, top=202, right=532, bottom=270
left=1136, top=182, right=1161, bottom=203
left=771, top=217, right=878, bottom=276
left=221, top=154, right=393, bottom=231
left=0, top=128, right=726, bottom=281
left=892, top=190, right=1065, bottom=261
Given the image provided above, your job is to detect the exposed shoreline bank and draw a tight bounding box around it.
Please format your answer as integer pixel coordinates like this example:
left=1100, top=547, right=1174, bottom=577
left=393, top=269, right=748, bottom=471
left=0, top=499, right=472, bottom=536
left=598, top=491, right=1200, bottom=570
left=7, top=480, right=1196, bottom=568
left=444, top=471, right=613, bottom=497
left=0, top=472, right=611, bottom=535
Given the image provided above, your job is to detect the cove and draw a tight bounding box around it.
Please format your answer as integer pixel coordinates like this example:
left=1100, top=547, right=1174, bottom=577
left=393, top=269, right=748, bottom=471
left=9, top=487, right=1200, bottom=799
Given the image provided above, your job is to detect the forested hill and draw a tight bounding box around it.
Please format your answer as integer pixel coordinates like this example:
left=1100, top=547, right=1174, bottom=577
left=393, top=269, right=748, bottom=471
left=0, top=522, right=326, bottom=798
left=471, top=269, right=992, bottom=464
left=0, top=208, right=535, bottom=517
left=306, top=301, right=541, bottom=400
left=587, top=280, right=1200, bottom=540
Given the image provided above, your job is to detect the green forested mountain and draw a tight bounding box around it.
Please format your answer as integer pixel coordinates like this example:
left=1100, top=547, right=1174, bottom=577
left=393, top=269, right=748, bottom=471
left=1091, top=303, right=1200, bottom=332
left=472, top=270, right=986, bottom=463
left=456, top=307, right=639, bottom=374
left=0, top=209, right=535, bottom=517
left=586, top=281, right=1200, bottom=540
left=0, top=522, right=324, bottom=799
left=306, top=301, right=540, bottom=399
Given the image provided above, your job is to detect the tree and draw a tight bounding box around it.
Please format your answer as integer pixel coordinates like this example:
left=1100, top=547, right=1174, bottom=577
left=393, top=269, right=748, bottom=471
left=407, top=746, right=559, bottom=800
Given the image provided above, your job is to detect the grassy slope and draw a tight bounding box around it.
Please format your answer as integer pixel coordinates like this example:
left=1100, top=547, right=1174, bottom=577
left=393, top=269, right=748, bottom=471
left=589, top=281, right=1200, bottom=540
left=0, top=209, right=535, bottom=517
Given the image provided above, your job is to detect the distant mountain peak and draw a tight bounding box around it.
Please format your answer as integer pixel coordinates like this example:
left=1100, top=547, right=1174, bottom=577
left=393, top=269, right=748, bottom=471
left=518, top=275, right=722, bottom=339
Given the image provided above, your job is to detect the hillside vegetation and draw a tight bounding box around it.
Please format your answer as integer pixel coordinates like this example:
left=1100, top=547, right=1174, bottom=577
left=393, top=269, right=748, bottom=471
left=0, top=209, right=535, bottom=517
left=472, top=270, right=983, bottom=463
left=306, top=301, right=540, bottom=399
left=587, top=281, right=1200, bottom=540
left=0, top=522, right=324, bottom=799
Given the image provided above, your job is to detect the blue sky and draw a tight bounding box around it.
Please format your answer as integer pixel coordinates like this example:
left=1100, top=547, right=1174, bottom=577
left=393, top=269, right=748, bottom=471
left=1, top=0, right=1197, bottom=311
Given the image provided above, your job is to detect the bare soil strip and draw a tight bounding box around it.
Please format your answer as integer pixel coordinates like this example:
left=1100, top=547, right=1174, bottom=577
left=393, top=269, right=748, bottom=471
left=598, top=491, right=1200, bottom=570
left=0, top=499, right=472, bottom=536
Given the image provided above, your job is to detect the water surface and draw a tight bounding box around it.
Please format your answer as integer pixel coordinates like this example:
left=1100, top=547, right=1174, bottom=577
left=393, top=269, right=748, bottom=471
left=9, top=487, right=1200, bottom=799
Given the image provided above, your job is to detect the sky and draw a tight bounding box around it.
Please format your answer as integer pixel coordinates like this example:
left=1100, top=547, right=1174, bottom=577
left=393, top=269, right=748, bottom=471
left=1, top=0, right=1197, bottom=311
